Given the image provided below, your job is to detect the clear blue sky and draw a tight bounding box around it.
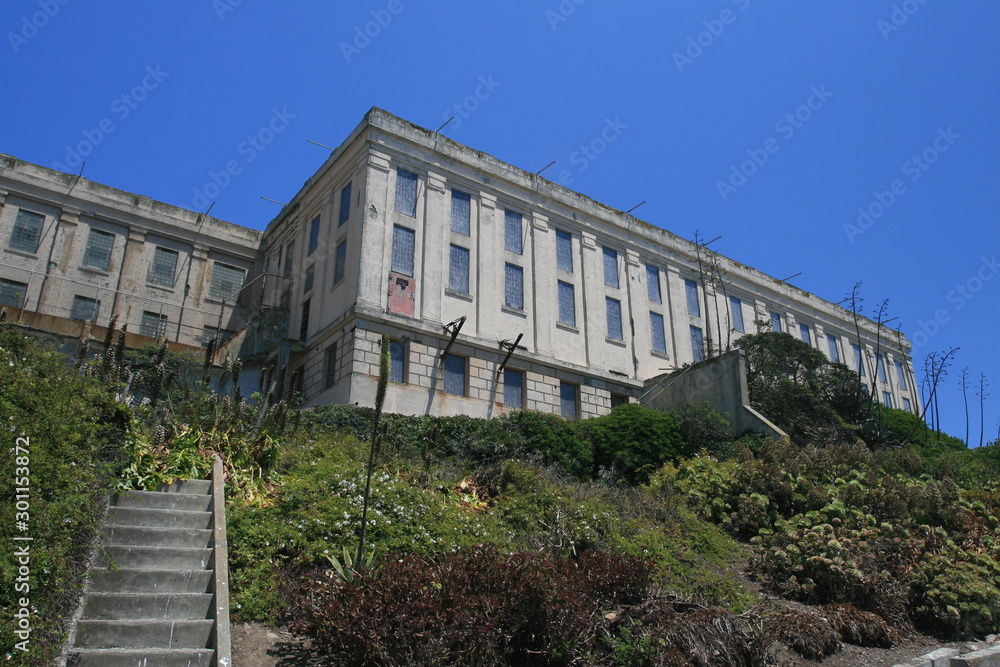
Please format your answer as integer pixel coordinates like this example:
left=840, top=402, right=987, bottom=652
left=3, top=1, right=997, bottom=444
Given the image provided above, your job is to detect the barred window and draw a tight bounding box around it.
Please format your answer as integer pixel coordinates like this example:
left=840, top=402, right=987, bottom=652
left=853, top=343, right=865, bottom=376
left=504, top=209, right=523, bottom=254
left=449, top=245, right=470, bottom=294
left=504, top=369, right=524, bottom=409
left=339, top=182, right=352, bottom=226
left=603, top=247, right=619, bottom=288
left=209, top=262, right=246, bottom=301
left=770, top=312, right=782, bottom=333
left=9, top=209, right=44, bottom=253
left=325, top=344, right=338, bottom=389
left=303, top=264, right=315, bottom=294
left=283, top=242, right=294, bottom=279
left=557, top=281, right=575, bottom=327
left=730, top=296, right=745, bottom=333
left=70, top=295, right=100, bottom=322
left=299, top=299, right=310, bottom=341
left=443, top=354, right=466, bottom=396
left=685, top=280, right=700, bottom=316
left=827, top=334, right=840, bottom=363
left=0, top=278, right=28, bottom=308
left=140, top=311, right=168, bottom=339
left=389, top=340, right=407, bottom=383
left=308, top=216, right=321, bottom=255
left=149, top=247, right=179, bottom=287
left=650, top=312, right=666, bottom=354
left=799, top=323, right=811, bottom=345
left=333, top=239, right=348, bottom=285
left=560, top=382, right=578, bottom=419
left=690, top=325, right=705, bottom=362
left=395, top=169, right=418, bottom=217
left=895, top=361, right=908, bottom=391
left=392, top=225, right=415, bottom=276
left=646, top=264, right=661, bottom=303
left=82, top=229, right=115, bottom=271
left=451, top=190, right=471, bottom=235
left=504, top=263, right=523, bottom=310
left=556, top=229, right=573, bottom=272
left=606, top=297, right=623, bottom=340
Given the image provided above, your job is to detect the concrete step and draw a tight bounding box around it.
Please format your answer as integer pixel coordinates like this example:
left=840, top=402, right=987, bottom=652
left=102, top=525, right=213, bottom=548
left=88, top=567, right=214, bottom=594
left=114, top=489, right=213, bottom=512
left=69, top=647, right=214, bottom=667
left=156, top=479, right=212, bottom=495
left=81, top=592, right=214, bottom=620
left=106, top=506, right=212, bottom=530
left=97, top=545, right=213, bottom=570
left=74, top=619, right=214, bottom=649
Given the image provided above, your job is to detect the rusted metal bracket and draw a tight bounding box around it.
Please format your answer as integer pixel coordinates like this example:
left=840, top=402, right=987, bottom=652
left=496, top=333, right=524, bottom=378
left=441, top=316, right=466, bottom=358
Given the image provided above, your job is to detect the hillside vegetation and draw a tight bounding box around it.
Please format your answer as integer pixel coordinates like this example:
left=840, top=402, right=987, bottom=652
left=1, top=323, right=998, bottom=666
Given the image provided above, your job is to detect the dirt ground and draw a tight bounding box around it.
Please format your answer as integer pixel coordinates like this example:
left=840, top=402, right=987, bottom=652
left=230, top=620, right=995, bottom=666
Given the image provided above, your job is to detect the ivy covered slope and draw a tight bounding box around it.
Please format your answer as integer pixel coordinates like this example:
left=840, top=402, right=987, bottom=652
left=0, top=324, right=129, bottom=666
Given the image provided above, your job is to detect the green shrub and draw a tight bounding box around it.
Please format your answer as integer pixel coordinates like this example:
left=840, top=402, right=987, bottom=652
left=586, top=403, right=683, bottom=484
left=0, top=324, right=128, bottom=666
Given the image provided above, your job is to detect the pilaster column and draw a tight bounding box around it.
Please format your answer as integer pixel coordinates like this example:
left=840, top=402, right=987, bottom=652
left=530, top=213, right=552, bottom=358
left=421, top=171, right=447, bottom=327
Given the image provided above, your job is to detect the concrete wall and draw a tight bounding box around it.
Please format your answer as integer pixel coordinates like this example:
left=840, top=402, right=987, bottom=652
left=643, top=350, right=786, bottom=440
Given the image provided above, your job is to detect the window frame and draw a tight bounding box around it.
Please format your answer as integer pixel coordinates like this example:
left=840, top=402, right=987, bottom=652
left=0, top=278, right=28, bottom=308
left=504, top=209, right=523, bottom=254
left=139, top=310, right=168, bottom=339
left=388, top=340, right=407, bottom=384
left=82, top=228, right=115, bottom=271
left=333, top=238, right=348, bottom=285
left=685, top=279, right=701, bottom=317
left=603, top=247, right=619, bottom=288
left=339, top=182, right=352, bottom=226
left=442, top=353, right=466, bottom=396
left=449, top=244, right=471, bottom=294
left=646, top=264, right=661, bottom=303
left=70, top=295, right=100, bottom=323
left=324, top=344, right=338, bottom=390
left=559, top=381, right=579, bottom=420
left=503, top=368, right=525, bottom=409
left=395, top=168, right=418, bottom=217
left=450, top=190, right=471, bottom=236
left=209, top=262, right=247, bottom=302
left=557, top=281, right=576, bottom=327
left=9, top=209, right=44, bottom=254
left=606, top=296, right=623, bottom=341
left=391, top=225, right=416, bottom=277
left=504, top=263, right=524, bottom=311
left=148, top=246, right=179, bottom=288
left=308, top=215, right=321, bottom=255
left=556, top=229, right=573, bottom=272
left=730, top=296, right=744, bottom=333
left=650, top=311, right=667, bottom=354
left=690, top=325, right=705, bottom=362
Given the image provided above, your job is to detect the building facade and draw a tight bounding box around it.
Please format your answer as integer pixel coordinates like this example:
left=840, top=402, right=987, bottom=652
left=0, top=154, right=260, bottom=352
left=260, top=109, right=918, bottom=419
left=0, top=108, right=919, bottom=422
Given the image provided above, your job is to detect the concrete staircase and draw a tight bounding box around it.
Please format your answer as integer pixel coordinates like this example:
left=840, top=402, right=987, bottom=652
left=68, top=459, right=232, bottom=666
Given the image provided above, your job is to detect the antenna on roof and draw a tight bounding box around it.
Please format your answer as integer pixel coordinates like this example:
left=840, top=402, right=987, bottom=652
left=434, top=117, right=455, bottom=135
left=260, top=197, right=287, bottom=206
left=782, top=272, right=802, bottom=282
left=535, top=160, right=556, bottom=176
left=204, top=202, right=216, bottom=217
left=307, top=139, right=335, bottom=151
left=626, top=201, right=646, bottom=215
left=66, top=161, right=86, bottom=195
left=703, top=235, right=723, bottom=246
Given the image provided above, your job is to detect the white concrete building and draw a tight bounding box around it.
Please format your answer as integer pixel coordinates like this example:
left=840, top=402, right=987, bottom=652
left=0, top=108, right=918, bottom=421
left=261, top=109, right=919, bottom=419
left=0, top=154, right=260, bottom=352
